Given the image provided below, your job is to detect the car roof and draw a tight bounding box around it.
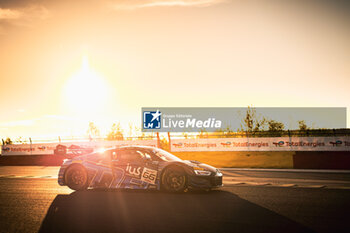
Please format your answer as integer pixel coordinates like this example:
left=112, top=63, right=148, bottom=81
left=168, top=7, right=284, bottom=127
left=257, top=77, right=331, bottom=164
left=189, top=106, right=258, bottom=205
left=118, top=145, right=157, bottom=150
left=93, top=145, right=158, bottom=154
left=101, top=145, right=157, bottom=151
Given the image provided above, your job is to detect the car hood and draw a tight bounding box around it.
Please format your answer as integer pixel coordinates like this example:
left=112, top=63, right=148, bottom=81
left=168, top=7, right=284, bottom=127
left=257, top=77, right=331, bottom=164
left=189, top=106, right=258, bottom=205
left=182, top=160, right=218, bottom=173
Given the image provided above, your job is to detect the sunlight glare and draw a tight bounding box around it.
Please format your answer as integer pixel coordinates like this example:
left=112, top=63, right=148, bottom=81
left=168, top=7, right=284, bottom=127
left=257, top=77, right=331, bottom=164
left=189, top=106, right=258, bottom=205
left=64, top=56, right=109, bottom=115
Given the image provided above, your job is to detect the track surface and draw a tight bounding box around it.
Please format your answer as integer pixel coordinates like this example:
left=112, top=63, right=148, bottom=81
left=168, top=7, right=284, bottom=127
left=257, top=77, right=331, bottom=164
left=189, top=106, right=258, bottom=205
left=0, top=167, right=349, bottom=233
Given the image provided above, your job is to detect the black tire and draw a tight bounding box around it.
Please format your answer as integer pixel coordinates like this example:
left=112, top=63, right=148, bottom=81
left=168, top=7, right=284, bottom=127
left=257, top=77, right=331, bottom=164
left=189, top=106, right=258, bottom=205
left=161, top=166, right=187, bottom=193
left=65, top=165, right=88, bottom=191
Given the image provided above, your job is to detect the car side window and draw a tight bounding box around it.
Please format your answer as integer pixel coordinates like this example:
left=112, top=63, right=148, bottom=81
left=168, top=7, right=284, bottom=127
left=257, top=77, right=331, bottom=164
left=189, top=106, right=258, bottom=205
left=118, top=149, right=143, bottom=162
left=86, top=153, right=103, bottom=163
left=136, top=150, right=152, bottom=160
left=145, top=149, right=162, bottom=162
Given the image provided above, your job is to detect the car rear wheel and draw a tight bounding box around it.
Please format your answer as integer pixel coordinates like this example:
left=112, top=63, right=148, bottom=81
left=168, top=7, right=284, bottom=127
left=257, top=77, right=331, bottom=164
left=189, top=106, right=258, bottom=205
left=65, top=165, right=88, bottom=191
left=161, top=166, right=187, bottom=192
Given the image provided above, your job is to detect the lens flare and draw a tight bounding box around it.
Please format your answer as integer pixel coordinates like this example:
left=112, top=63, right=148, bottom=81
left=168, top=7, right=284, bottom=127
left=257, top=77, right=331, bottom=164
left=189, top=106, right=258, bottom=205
left=64, top=56, right=108, bottom=115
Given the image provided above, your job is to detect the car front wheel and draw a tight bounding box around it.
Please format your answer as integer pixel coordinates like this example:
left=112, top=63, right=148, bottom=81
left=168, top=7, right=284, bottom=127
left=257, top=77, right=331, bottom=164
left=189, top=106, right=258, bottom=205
left=161, top=166, right=187, bottom=192
left=65, top=165, right=88, bottom=191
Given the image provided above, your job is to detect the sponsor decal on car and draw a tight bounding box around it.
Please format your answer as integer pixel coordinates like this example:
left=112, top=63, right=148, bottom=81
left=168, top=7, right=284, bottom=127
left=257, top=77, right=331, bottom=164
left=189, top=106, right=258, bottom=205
left=141, top=167, right=158, bottom=184
left=126, top=163, right=142, bottom=178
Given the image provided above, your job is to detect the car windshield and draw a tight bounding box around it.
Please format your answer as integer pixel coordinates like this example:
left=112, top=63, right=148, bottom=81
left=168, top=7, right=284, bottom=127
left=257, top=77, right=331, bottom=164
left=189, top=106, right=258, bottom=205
left=151, top=148, right=182, bottom=162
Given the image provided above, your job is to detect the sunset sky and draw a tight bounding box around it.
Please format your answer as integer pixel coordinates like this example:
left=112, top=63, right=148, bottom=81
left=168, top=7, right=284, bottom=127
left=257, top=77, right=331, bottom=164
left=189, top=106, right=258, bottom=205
left=0, top=0, right=349, bottom=139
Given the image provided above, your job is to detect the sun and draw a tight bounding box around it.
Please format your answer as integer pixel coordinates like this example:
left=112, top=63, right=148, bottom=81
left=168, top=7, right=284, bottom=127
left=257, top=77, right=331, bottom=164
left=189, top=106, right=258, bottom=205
left=64, top=56, right=109, bottom=115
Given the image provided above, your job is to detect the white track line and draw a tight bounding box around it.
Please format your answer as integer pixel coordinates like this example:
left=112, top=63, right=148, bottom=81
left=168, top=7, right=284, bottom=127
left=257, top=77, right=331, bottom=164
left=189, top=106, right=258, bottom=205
left=222, top=181, right=350, bottom=189
left=219, top=168, right=350, bottom=173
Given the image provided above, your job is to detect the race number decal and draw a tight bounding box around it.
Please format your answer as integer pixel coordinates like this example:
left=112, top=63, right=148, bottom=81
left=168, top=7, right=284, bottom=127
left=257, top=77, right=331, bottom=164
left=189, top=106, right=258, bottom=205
left=141, top=168, right=158, bottom=184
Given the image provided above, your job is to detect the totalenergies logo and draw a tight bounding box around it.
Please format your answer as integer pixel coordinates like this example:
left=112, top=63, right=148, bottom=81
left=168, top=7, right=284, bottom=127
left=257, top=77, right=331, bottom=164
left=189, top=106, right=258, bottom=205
left=329, top=140, right=342, bottom=147
left=172, top=143, right=183, bottom=148
left=2, top=146, right=10, bottom=152
left=273, top=141, right=284, bottom=147
left=221, top=142, right=231, bottom=147
left=38, top=146, right=46, bottom=151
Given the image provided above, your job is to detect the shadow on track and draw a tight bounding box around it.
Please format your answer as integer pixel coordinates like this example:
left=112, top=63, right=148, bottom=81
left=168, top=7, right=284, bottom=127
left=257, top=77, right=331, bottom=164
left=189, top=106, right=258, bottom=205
left=39, top=189, right=314, bottom=233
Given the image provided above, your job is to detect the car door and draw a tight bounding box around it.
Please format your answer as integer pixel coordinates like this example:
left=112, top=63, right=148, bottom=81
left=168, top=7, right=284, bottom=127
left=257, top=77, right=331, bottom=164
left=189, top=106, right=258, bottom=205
left=112, top=148, right=147, bottom=188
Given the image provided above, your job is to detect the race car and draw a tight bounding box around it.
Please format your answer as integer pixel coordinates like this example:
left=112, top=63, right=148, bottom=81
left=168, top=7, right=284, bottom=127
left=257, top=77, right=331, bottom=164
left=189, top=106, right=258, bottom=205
left=58, top=146, right=223, bottom=192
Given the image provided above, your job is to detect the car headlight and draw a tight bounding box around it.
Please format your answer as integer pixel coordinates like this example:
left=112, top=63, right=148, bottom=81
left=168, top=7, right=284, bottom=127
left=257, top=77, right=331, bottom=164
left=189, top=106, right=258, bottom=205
left=194, top=169, right=211, bottom=176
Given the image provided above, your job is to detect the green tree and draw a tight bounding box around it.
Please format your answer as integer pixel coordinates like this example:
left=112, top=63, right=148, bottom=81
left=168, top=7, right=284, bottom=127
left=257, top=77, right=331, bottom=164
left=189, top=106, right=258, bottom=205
left=160, top=137, right=170, bottom=151
left=268, top=120, right=284, bottom=131
left=240, top=106, right=267, bottom=132
left=128, top=123, right=134, bottom=139
left=197, top=129, right=208, bottom=138
left=215, top=126, right=235, bottom=138
left=4, top=137, right=13, bottom=145
left=107, top=123, right=124, bottom=140
left=298, top=120, right=308, bottom=131
left=15, top=136, right=27, bottom=144
left=87, top=122, right=100, bottom=138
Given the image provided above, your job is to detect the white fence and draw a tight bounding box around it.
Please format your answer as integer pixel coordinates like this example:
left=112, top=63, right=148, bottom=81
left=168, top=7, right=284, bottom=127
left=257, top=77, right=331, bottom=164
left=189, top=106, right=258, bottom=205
left=1, top=140, right=157, bottom=156
left=170, top=137, right=350, bottom=152
left=2, top=137, right=350, bottom=155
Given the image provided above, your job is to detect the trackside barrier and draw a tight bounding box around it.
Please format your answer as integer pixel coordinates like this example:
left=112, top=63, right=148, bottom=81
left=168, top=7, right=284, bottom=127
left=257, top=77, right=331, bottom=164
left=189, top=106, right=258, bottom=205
left=1, top=137, right=350, bottom=169
left=1, top=140, right=158, bottom=156
left=170, top=137, right=350, bottom=152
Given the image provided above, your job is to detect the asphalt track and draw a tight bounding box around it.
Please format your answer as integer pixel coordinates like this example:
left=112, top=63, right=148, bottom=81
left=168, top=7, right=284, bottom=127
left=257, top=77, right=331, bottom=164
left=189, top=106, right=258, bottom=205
left=0, top=167, right=349, bottom=233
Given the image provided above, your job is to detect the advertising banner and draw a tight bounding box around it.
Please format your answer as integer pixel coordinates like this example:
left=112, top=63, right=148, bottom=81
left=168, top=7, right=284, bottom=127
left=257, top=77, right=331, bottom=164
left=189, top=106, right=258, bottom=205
left=170, top=137, right=350, bottom=152
left=1, top=140, right=157, bottom=156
